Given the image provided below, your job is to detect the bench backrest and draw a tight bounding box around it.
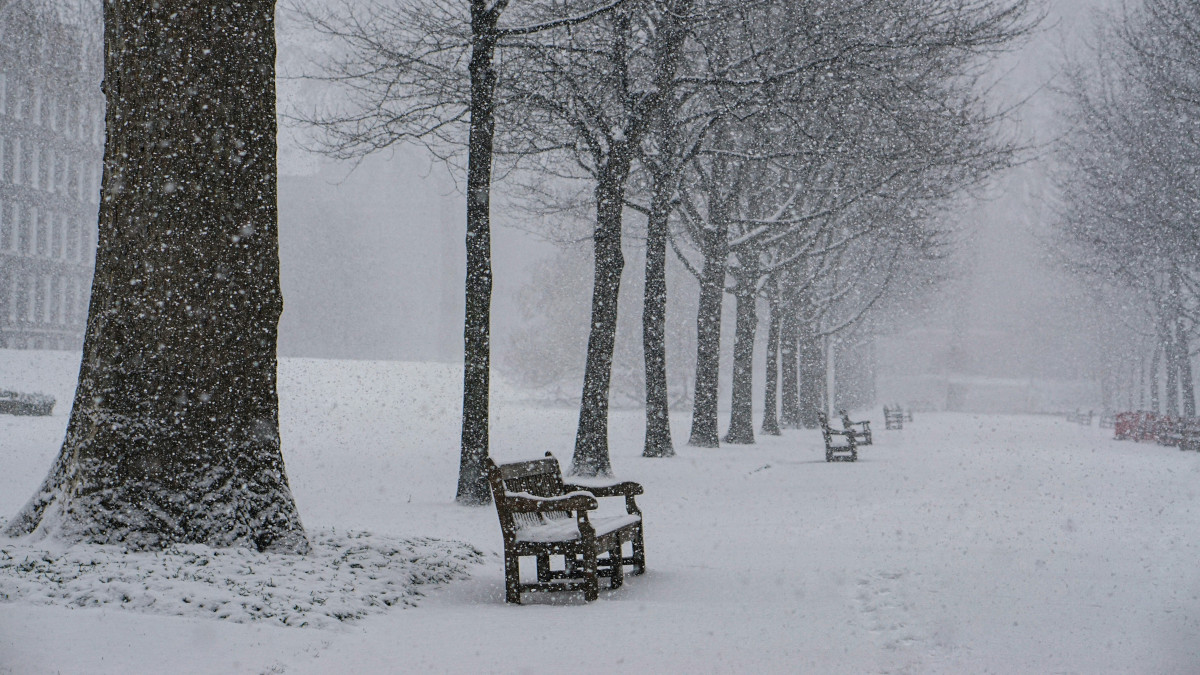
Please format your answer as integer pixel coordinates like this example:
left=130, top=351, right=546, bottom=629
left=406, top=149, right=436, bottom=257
left=486, top=453, right=571, bottom=543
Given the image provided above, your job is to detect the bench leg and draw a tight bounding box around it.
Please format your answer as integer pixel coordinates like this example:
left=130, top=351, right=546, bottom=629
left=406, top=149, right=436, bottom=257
left=609, top=543, right=624, bottom=589
left=504, top=552, right=521, bottom=604
left=581, top=539, right=599, bottom=602
left=631, top=524, right=646, bottom=576
left=536, top=554, right=551, bottom=583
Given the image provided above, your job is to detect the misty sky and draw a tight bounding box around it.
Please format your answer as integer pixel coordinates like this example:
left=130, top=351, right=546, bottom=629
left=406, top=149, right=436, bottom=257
left=273, top=0, right=1115, bottom=403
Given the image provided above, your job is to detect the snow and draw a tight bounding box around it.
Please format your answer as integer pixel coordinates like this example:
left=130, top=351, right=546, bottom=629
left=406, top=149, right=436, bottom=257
left=2, top=349, right=1200, bottom=673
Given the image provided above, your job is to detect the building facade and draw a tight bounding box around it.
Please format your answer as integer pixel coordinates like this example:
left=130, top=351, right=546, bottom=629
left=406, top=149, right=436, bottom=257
left=0, top=3, right=102, bottom=350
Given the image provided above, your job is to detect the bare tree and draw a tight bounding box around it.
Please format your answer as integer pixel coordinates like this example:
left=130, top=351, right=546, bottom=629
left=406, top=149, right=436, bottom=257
left=1055, top=0, right=1200, bottom=418
left=291, top=0, right=628, bottom=501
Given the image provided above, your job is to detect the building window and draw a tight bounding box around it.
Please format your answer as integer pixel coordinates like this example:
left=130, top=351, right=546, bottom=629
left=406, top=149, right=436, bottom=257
left=11, top=136, right=20, bottom=185
left=53, top=211, right=64, bottom=259
left=32, top=85, right=42, bottom=127
left=7, top=202, right=18, bottom=253
left=0, top=72, right=7, bottom=116
left=22, top=204, right=35, bottom=255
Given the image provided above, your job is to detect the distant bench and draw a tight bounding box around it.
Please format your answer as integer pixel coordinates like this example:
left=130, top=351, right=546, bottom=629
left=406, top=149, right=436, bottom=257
left=840, top=410, right=872, bottom=445
left=486, top=453, right=645, bottom=603
left=1155, top=417, right=1200, bottom=452
left=883, top=406, right=905, bottom=430
left=0, top=390, right=55, bottom=416
left=1065, top=409, right=1094, bottom=426
left=818, top=412, right=858, bottom=462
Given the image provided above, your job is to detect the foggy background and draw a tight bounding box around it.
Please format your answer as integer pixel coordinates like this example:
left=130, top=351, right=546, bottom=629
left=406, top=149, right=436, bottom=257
left=273, top=0, right=1113, bottom=414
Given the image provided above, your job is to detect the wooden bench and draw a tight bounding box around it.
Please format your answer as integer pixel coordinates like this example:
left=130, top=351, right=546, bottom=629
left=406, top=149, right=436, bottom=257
left=840, top=410, right=872, bottom=445
left=1152, top=417, right=1200, bottom=451
left=818, top=412, right=858, bottom=462
left=0, top=390, right=55, bottom=416
left=1180, top=420, right=1200, bottom=451
left=883, top=406, right=904, bottom=430
left=486, top=453, right=645, bottom=604
left=1065, top=409, right=1094, bottom=425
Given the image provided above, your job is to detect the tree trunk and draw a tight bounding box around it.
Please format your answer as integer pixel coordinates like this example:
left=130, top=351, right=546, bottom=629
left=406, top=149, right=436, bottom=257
left=5, top=0, right=307, bottom=552
left=456, top=5, right=499, bottom=505
left=779, top=312, right=801, bottom=428
left=573, top=151, right=633, bottom=476
left=1150, top=343, right=1161, bottom=414
left=641, top=0, right=693, bottom=458
left=1163, top=314, right=1179, bottom=418
left=761, top=297, right=781, bottom=436
left=687, top=222, right=729, bottom=447
left=642, top=171, right=674, bottom=458
left=1177, top=316, right=1195, bottom=418
left=724, top=284, right=757, bottom=444
left=798, top=320, right=823, bottom=428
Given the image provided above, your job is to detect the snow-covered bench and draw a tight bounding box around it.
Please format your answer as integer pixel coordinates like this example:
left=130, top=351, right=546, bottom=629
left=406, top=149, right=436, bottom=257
left=883, top=406, right=905, bottom=430
left=818, top=412, right=858, bottom=462
left=840, top=410, right=873, bottom=444
left=485, top=453, right=645, bottom=604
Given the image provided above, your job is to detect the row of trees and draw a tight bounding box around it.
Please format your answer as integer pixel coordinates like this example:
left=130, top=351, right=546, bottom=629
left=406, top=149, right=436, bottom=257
left=1056, top=0, right=1200, bottom=418
left=296, top=0, right=1036, bottom=496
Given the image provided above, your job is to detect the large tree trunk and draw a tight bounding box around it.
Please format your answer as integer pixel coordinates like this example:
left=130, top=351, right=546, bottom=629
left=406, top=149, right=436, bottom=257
left=779, top=312, right=801, bottom=428
left=455, top=5, right=499, bottom=505
left=5, top=0, right=307, bottom=552
left=573, top=151, right=633, bottom=476
left=642, top=173, right=675, bottom=458
left=760, top=296, right=781, bottom=436
left=723, top=282, right=757, bottom=444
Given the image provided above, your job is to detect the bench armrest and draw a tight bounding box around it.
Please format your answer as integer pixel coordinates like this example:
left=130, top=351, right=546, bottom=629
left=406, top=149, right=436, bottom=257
left=504, top=490, right=598, bottom=513
left=562, top=480, right=644, bottom=498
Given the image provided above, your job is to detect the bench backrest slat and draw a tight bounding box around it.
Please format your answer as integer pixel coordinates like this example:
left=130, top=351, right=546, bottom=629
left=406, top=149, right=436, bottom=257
left=487, top=455, right=572, bottom=542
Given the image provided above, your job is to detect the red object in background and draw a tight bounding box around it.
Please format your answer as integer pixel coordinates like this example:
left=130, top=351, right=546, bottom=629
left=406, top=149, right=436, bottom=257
left=1114, top=411, right=1159, bottom=442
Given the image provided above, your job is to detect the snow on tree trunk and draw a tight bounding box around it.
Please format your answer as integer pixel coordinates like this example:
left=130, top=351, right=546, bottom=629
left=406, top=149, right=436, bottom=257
left=4, top=0, right=308, bottom=553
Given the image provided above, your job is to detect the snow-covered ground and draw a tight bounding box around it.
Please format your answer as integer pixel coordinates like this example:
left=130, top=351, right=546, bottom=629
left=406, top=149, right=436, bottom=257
left=2, top=350, right=1199, bottom=673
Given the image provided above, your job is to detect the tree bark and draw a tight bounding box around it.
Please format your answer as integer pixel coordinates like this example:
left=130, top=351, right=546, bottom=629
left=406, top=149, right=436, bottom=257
left=456, top=2, right=499, bottom=505
left=761, top=297, right=781, bottom=435
left=1177, top=315, right=1195, bottom=418
left=687, top=217, right=729, bottom=448
left=798, top=320, right=824, bottom=428
left=1150, top=343, right=1162, bottom=414
left=779, top=312, right=801, bottom=428
left=1162, top=312, right=1179, bottom=418
left=5, top=0, right=307, bottom=552
left=640, top=0, right=694, bottom=459
left=723, top=283, right=757, bottom=444
left=573, top=151, right=633, bottom=476
left=642, top=174, right=675, bottom=457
